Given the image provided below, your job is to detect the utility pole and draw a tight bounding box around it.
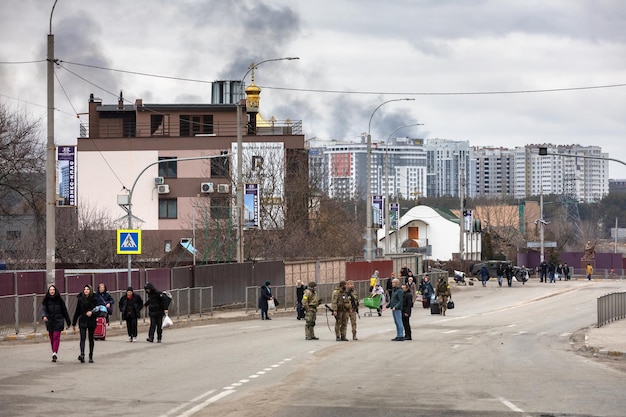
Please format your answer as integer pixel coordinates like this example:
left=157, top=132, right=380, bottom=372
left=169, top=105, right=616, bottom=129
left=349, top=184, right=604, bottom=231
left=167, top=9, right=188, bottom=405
left=45, top=0, right=58, bottom=287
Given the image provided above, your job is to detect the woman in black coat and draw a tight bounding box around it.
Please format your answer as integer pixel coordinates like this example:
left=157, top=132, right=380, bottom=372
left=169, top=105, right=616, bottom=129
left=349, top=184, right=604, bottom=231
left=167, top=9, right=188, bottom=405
left=41, top=285, right=71, bottom=362
left=72, top=284, right=98, bottom=363
left=119, top=287, right=143, bottom=342
left=258, top=281, right=274, bottom=320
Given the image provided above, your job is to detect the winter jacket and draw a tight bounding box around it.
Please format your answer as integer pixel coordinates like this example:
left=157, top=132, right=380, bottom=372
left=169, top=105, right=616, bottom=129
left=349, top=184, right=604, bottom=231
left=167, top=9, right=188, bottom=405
left=402, top=290, right=413, bottom=317
left=258, top=285, right=272, bottom=309
left=41, top=294, right=71, bottom=332
left=144, top=282, right=170, bottom=316
left=119, top=292, right=143, bottom=321
left=72, top=292, right=98, bottom=329
left=96, top=287, right=115, bottom=314
left=388, top=287, right=404, bottom=310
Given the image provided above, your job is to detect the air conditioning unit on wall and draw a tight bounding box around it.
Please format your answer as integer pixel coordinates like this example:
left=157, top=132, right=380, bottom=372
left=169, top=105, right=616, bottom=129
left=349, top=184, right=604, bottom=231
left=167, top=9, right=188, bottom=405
left=155, top=176, right=165, bottom=185
left=217, top=184, right=230, bottom=193
left=201, top=182, right=214, bottom=193
left=157, top=184, right=170, bottom=194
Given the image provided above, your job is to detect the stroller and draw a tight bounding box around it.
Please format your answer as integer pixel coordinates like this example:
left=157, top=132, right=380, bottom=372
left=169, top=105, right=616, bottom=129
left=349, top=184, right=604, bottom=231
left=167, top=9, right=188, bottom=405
left=453, top=270, right=467, bottom=285
left=363, top=294, right=383, bottom=317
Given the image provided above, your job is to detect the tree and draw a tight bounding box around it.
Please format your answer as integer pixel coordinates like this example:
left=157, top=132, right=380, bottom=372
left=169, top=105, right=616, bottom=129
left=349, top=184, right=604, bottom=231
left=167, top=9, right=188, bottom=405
left=0, top=104, right=46, bottom=264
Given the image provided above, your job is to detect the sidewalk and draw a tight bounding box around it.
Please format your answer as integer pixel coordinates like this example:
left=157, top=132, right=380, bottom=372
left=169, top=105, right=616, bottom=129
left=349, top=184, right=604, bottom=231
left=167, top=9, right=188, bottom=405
left=2, top=308, right=625, bottom=358
left=585, top=319, right=626, bottom=357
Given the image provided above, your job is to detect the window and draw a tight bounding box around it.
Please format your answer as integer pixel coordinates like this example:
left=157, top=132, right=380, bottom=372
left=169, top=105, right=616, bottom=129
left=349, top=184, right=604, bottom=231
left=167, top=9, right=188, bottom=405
left=158, top=157, right=177, bottom=178
left=180, top=114, right=213, bottom=136
left=210, top=196, right=230, bottom=219
left=159, top=199, right=177, bottom=219
left=211, top=151, right=230, bottom=177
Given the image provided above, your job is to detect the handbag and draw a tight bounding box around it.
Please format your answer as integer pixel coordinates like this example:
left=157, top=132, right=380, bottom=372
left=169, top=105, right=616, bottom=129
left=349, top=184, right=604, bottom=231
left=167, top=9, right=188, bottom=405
left=162, top=314, right=173, bottom=329
left=446, top=296, right=455, bottom=310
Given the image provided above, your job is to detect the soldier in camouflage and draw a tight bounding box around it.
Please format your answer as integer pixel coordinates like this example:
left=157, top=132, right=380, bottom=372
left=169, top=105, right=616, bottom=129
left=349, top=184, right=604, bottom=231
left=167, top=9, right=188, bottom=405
left=331, top=281, right=351, bottom=341
left=301, top=281, right=319, bottom=340
left=345, top=280, right=359, bottom=340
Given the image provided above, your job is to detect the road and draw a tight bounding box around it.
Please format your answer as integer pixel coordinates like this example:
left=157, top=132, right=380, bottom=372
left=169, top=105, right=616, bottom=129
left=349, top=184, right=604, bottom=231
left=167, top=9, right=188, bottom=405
left=1, top=279, right=624, bottom=417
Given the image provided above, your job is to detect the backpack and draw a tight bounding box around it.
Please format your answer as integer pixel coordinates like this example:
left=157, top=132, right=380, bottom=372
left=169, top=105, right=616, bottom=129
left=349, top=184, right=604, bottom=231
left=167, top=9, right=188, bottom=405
left=160, top=291, right=173, bottom=309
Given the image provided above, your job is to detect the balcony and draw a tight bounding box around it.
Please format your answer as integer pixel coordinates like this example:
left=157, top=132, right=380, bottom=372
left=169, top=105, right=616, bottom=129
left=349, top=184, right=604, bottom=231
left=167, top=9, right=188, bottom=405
left=83, top=119, right=302, bottom=139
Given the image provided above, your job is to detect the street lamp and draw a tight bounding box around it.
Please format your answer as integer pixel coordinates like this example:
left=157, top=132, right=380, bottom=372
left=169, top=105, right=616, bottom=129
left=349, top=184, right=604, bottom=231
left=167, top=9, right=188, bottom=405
left=383, top=123, right=423, bottom=255
left=235, top=57, right=299, bottom=263
left=120, top=155, right=230, bottom=287
left=365, top=98, right=414, bottom=262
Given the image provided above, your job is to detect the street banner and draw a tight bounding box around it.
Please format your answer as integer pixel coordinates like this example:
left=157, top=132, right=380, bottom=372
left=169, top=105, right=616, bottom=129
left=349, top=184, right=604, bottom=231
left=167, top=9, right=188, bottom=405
left=372, top=195, right=384, bottom=229
left=390, top=202, right=399, bottom=230
left=244, top=183, right=259, bottom=228
left=57, top=146, right=76, bottom=206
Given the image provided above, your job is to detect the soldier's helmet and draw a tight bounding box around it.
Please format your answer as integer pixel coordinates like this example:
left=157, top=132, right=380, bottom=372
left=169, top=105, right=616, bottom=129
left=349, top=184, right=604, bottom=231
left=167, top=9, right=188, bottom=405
left=308, top=281, right=317, bottom=288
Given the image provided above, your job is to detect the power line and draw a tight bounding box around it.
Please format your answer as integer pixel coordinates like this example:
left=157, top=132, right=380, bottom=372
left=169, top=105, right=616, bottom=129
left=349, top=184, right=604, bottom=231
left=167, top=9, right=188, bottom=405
left=60, top=59, right=626, bottom=96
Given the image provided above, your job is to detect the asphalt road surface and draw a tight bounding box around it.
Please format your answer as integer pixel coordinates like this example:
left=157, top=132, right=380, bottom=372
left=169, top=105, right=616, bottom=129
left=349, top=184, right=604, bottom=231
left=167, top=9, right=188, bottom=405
left=1, top=279, right=624, bottom=417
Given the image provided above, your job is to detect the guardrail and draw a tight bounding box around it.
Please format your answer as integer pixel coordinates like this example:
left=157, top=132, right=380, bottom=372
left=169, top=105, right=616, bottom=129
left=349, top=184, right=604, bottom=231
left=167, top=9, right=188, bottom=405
left=0, top=287, right=213, bottom=336
left=597, top=292, right=626, bottom=328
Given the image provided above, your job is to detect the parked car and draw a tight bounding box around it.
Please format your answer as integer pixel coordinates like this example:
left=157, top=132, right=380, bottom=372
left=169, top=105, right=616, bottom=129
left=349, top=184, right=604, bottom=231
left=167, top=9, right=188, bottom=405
left=470, top=260, right=527, bottom=281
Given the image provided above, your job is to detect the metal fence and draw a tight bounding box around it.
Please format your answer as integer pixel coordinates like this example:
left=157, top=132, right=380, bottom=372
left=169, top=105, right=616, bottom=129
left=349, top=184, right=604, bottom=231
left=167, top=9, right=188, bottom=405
left=0, top=287, right=213, bottom=336
left=597, top=292, right=626, bottom=328
left=244, top=269, right=449, bottom=316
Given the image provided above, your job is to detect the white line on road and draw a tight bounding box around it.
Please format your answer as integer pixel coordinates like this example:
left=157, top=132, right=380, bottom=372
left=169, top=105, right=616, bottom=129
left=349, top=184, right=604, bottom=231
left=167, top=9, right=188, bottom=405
left=442, top=330, right=458, bottom=334
left=159, top=390, right=216, bottom=417
left=498, top=397, right=525, bottom=413
left=176, top=390, right=235, bottom=417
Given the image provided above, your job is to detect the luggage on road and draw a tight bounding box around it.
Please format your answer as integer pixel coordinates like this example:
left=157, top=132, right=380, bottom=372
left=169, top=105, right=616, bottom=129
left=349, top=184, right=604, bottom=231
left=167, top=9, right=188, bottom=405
left=94, top=316, right=107, bottom=340
left=430, top=300, right=440, bottom=315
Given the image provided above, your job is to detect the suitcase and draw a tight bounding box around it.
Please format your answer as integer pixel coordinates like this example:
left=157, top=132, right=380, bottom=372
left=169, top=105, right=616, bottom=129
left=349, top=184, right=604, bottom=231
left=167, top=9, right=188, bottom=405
left=94, top=317, right=107, bottom=340
left=430, top=300, right=440, bottom=315
left=422, top=297, right=430, bottom=309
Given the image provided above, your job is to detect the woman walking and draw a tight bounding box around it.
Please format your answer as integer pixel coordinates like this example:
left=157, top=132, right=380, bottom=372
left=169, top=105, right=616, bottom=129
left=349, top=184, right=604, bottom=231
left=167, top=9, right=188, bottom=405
left=72, top=284, right=98, bottom=363
left=41, top=285, right=71, bottom=362
left=119, top=287, right=143, bottom=342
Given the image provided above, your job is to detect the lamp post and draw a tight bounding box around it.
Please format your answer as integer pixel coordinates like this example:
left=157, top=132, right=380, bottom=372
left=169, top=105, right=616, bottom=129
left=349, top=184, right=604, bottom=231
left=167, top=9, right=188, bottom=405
left=45, top=0, right=58, bottom=286
left=235, top=57, right=299, bottom=263
left=121, top=155, right=229, bottom=287
left=365, top=98, right=414, bottom=262
left=383, top=123, right=423, bottom=255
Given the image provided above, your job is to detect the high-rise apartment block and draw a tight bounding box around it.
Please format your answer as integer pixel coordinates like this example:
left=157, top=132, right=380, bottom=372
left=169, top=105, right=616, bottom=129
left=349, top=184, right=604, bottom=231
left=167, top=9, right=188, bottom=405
left=311, top=139, right=608, bottom=203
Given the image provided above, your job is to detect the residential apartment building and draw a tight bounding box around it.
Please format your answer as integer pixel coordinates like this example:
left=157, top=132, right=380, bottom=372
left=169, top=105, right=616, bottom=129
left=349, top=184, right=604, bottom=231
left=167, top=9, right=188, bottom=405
left=308, top=137, right=476, bottom=202
left=473, top=147, right=515, bottom=197
left=425, top=139, right=474, bottom=198
left=76, top=80, right=306, bottom=260
left=513, top=144, right=609, bottom=202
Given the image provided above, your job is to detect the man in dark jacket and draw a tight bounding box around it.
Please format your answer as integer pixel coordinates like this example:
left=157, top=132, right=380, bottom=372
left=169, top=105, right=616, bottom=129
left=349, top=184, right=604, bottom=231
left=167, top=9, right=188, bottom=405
left=401, top=284, right=413, bottom=340
left=119, top=287, right=143, bottom=342
left=295, top=280, right=306, bottom=320
left=144, top=282, right=170, bottom=343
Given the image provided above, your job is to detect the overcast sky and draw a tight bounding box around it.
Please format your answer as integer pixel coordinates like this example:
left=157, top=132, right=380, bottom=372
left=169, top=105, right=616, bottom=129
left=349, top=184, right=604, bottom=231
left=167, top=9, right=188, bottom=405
left=1, top=0, right=625, bottom=176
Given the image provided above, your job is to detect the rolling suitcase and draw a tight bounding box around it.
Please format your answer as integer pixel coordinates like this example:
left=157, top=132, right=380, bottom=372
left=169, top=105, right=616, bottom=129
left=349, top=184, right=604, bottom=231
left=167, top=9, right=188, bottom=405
left=430, top=300, right=440, bottom=315
left=94, top=317, right=107, bottom=340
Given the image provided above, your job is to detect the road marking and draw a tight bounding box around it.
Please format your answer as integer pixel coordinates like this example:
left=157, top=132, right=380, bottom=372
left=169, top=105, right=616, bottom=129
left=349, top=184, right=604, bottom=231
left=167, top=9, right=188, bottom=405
left=160, top=390, right=216, bottom=417
left=498, top=397, right=525, bottom=413
left=241, top=325, right=261, bottom=329
left=176, top=390, right=235, bottom=417
left=452, top=344, right=460, bottom=349
left=443, top=330, right=458, bottom=334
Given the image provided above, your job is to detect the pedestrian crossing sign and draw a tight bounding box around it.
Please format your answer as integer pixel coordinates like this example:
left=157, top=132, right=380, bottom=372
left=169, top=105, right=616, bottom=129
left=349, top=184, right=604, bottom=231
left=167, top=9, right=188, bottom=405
left=117, top=229, right=142, bottom=254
